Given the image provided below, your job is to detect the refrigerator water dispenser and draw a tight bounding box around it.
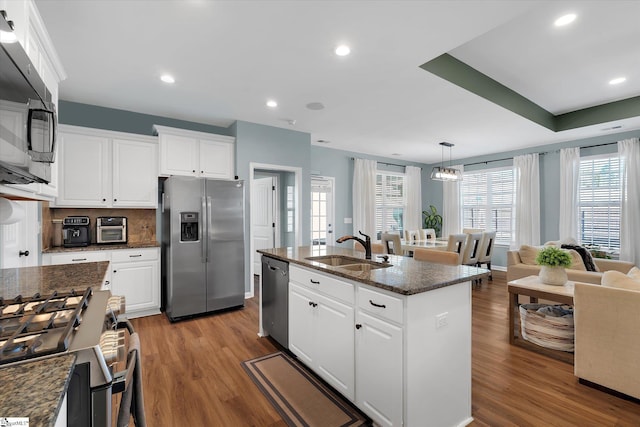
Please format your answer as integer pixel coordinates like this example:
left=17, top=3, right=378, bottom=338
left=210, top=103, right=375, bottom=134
left=180, top=212, right=199, bottom=241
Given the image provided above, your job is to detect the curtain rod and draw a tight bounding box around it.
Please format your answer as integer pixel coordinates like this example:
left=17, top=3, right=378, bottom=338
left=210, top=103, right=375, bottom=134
left=463, top=141, right=618, bottom=168
left=351, top=157, right=422, bottom=170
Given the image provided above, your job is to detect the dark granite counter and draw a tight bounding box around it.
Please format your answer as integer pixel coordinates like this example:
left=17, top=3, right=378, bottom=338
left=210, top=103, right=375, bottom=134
left=43, top=241, right=160, bottom=253
left=258, top=246, right=489, bottom=295
left=0, top=261, right=109, bottom=299
left=0, top=354, right=76, bottom=426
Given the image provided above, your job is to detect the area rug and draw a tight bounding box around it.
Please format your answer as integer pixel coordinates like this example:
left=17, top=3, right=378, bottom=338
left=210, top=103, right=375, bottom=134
left=242, top=352, right=370, bottom=427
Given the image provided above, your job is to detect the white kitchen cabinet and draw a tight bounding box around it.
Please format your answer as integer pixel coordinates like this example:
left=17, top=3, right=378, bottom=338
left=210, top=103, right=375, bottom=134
left=111, top=248, right=160, bottom=318
left=54, top=125, right=157, bottom=208
left=355, top=288, right=403, bottom=427
left=286, top=265, right=473, bottom=427
left=154, top=125, right=235, bottom=179
left=288, top=266, right=355, bottom=400
left=42, top=247, right=160, bottom=317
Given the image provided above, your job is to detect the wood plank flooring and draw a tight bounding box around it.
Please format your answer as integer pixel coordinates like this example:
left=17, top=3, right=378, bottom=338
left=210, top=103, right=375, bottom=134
left=127, top=272, right=640, bottom=426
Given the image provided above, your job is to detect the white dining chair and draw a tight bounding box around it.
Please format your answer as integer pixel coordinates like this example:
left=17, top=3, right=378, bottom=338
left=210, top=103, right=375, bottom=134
left=477, top=231, right=497, bottom=281
left=446, top=234, right=467, bottom=264
left=463, top=228, right=483, bottom=234
left=461, top=232, right=483, bottom=287
left=413, top=248, right=460, bottom=265
left=420, top=228, right=436, bottom=240
left=403, top=229, right=420, bottom=242
left=381, top=232, right=403, bottom=255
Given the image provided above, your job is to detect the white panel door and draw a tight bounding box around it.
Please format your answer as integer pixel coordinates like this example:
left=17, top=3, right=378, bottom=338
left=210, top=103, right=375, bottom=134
left=251, top=177, right=275, bottom=276
left=288, top=283, right=317, bottom=367
left=311, top=177, right=335, bottom=246
left=111, top=260, right=159, bottom=313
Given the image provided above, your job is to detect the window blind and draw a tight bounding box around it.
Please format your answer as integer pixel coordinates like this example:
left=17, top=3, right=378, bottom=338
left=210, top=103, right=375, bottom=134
left=579, top=155, right=621, bottom=249
left=375, top=172, right=405, bottom=239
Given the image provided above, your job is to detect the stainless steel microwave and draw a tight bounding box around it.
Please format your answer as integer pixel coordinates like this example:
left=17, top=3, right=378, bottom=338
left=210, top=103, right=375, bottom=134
left=0, top=11, right=57, bottom=184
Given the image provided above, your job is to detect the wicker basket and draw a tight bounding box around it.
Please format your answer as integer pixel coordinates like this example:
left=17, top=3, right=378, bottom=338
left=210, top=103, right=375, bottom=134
left=519, top=304, right=574, bottom=352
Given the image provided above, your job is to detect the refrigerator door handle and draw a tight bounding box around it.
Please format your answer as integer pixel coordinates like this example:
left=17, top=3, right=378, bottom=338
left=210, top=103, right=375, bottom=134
left=161, top=192, right=166, bottom=213
left=201, top=196, right=207, bottom=263
left=207, top=196, right=213, bottom=261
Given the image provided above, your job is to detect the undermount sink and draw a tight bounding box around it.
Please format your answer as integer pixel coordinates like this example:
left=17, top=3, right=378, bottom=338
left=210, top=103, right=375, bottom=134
left=305, top=255, right=391, bottom=271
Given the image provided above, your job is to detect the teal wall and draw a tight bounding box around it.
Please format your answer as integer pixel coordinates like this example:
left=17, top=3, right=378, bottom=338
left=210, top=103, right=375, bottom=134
left=424, top=129, right=640, bottom=268
left=310, top=146, right=431, bottom=243
left=58, top=101, right=232, bottom=136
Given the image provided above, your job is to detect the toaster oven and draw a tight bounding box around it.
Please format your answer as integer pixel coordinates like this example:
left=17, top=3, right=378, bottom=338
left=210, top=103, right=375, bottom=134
left=96, top=217, right=127, bottom=244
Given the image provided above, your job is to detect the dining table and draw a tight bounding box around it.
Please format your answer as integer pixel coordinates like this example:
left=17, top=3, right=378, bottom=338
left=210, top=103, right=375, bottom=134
left=401, top=239, right=449, bottom=252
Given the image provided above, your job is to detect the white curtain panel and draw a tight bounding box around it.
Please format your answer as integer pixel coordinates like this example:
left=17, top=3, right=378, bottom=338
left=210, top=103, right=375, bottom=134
left=404, top=166, right=422, bottom=232
left=513, top=153, right=540, bottom=248
left=352, top=158, right=377, bottom=239
left=442, top=164, right=463, bottom=238
left=559, top=147, right=580, bottom=242
left=618, top=138, right=640, bottom=266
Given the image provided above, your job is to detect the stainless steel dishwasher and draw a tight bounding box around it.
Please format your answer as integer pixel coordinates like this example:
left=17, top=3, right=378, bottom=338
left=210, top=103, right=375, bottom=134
left=261, top=256, right=289, bottom=348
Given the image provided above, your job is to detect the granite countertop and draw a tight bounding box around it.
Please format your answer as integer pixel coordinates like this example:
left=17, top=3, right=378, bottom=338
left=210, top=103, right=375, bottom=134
left=0, top=261, right=109, bottom=299
left=43, top=241, right=160, bottom=254
left=258, top=246, right=489, bottom=296
left=0, top=354, right=76, bottom=426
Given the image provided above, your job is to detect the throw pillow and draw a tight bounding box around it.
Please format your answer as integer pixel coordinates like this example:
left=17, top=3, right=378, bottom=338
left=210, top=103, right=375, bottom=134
left=519, top=245, right=540, bottom=265
left=566, top=249, right=586, bottom=271
left=602, top=270, right=640, bottom=291
left=561, top=244, right=598, bottom=272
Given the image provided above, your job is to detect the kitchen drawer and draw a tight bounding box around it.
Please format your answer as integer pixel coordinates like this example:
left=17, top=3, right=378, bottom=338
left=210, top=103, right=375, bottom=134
left=48, top=251, right=109, bottom=265
left=290, top=265, right=354, bottom=304
left=358, top=285, right=404, bottom=324
left=111, top=247, right=159, bottom=263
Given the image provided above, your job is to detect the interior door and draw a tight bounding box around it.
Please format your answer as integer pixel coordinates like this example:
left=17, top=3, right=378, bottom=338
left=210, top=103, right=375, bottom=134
left=311, top=177, right=335, bottom=246
left=0, top=201, right=39, bottom=268
left=252, top=176, right=275, bottom=276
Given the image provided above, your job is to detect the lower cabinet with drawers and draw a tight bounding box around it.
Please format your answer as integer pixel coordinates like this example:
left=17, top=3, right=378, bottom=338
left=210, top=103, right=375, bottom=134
left=43, top=247, right=160, bottom=318
left=288, top=264, right=472, bottom=427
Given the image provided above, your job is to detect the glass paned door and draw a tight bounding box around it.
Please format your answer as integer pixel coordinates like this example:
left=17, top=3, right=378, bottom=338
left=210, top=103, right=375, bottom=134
left=311, top=177, right=334, bottom=246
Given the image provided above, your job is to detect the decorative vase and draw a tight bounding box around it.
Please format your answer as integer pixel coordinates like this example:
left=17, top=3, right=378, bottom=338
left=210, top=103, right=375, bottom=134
left=539, top=265, right=568, bottom=286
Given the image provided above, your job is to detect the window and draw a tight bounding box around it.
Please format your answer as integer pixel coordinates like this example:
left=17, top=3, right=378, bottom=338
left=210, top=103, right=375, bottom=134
left=375, top=172, right=405, bottom=239
left=579, top=154, right=621, bottom=249
left=461, top=167, right=514, bottom=245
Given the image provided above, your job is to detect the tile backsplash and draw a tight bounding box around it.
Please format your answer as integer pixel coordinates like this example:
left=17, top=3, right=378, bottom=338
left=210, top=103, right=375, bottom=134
left=42, top=203, right=157, bottom=249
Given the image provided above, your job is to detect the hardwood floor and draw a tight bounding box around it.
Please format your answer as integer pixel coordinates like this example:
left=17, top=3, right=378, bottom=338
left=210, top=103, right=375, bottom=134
left=127, top=273, right=640, bottom=426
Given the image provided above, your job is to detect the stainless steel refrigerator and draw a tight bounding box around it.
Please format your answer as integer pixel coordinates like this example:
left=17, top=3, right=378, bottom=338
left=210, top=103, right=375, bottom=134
left=162, top=176, right=245, bottom=321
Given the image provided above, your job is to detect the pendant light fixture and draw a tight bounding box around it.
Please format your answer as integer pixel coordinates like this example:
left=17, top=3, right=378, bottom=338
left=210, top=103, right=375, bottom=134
left=430, top=142, right=462, bottom=182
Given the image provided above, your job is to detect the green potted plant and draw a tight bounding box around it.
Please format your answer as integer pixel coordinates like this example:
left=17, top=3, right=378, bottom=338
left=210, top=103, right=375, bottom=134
left=422, top=205, right=443, bottom=237
left=535, top=246, right=572, bottom=286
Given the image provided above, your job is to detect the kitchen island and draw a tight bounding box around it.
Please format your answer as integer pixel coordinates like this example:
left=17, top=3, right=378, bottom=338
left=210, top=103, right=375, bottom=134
left=258, top=246, right=488, bottom=427
left=0, top=261, right=110, bottom=426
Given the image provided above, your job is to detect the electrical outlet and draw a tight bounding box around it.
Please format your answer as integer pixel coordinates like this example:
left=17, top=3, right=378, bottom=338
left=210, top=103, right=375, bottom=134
left=436, top=312, right=448, bottom=329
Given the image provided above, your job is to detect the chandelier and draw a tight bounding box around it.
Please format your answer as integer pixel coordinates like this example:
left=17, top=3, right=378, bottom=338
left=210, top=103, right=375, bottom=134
left=430, top=142, right=462, bottom=182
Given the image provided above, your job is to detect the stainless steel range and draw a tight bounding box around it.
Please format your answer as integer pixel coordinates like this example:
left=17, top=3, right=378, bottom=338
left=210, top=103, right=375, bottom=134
left=0, top=287, right=128, bottom=427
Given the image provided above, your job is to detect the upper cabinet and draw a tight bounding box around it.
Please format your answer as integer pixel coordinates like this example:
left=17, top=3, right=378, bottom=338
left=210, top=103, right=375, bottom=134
left=154, top=125, right=235, bottom=179
left=53, top=125, right=158, bottom=208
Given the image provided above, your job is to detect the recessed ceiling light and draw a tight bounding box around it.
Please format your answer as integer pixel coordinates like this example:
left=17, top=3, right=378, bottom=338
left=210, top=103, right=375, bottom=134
left=160, top=74, right=175, bottom=84
left=609, top=77, right=626, bottom=85
left=335, top=45, right=351, bottom=56
left=554, top=13, right=576, bottom=27
left=266, top=100, right=278, bottom=108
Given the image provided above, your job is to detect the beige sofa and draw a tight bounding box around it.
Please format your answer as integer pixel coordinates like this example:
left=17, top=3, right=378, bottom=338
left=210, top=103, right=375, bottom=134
left=574, top=281, right=640, bottom=399
left=507, top=249, right=634, bottom=285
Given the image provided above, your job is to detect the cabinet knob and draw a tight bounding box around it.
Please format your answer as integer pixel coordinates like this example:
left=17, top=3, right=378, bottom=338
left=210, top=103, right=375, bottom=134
left=355, top=324, right=362, bottom=329
left=308, top=301, right=318, bottom=308
left=102, top=198, right=106, bottom=202
left=114, top=198, right=117, bottom=202
left=201, top=170, right=203, bottom=173
left=19, top=250, right=30, bottom=257
left=192, top=169, right=196, bottom=173
left=113, top=270, right=117, bottom=273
